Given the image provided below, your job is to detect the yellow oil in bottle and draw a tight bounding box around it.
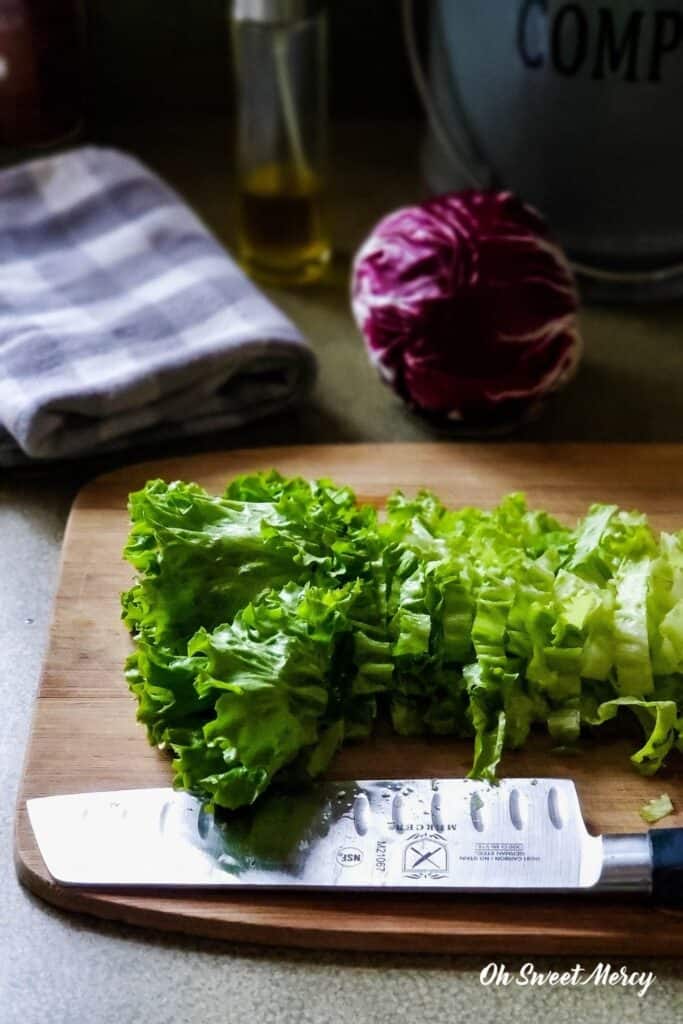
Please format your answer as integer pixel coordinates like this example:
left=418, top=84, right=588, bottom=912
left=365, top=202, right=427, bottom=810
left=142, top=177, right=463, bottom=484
left=237, top=163, right=330, bottom=285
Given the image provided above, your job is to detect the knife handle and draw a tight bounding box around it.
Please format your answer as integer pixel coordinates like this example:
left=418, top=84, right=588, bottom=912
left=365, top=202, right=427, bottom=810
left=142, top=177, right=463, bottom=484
left=650, top=828, right=683, bottom=906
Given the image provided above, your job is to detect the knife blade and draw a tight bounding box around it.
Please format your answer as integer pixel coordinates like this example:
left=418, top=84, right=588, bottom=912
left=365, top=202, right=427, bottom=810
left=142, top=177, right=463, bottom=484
left=25, top=778, right=683, bottom=899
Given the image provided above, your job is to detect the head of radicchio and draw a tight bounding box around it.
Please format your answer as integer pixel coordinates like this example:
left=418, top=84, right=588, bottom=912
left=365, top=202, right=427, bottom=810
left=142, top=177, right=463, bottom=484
left=351, top=190, right=582, bottom=429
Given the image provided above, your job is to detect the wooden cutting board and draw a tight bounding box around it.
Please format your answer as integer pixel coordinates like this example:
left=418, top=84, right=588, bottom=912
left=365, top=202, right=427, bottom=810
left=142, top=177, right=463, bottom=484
left=14, top=443, right=683, bottom=954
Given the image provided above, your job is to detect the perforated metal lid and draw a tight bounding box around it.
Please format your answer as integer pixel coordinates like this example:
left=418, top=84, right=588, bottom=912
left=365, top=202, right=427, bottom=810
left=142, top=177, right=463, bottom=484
left=232, top=0, right=323, bottom=23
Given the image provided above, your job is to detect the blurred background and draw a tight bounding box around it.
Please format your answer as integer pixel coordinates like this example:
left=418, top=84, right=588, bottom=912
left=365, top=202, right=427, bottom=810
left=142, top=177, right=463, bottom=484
left=86, top=0, right=421, bottom=126
left=2, top=0, right=683, bottom=451
left=0, top=0, right=426, bottom=266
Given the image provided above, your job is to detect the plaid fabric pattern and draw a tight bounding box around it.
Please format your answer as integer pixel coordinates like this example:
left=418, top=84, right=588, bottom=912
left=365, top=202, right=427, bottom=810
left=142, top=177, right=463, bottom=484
left=0, top=146, right=317, bottom=465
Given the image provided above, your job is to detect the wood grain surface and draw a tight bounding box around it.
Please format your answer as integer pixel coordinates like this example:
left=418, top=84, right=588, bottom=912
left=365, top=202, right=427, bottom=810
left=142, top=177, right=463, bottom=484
left=14, top=443, right=683, bottom=954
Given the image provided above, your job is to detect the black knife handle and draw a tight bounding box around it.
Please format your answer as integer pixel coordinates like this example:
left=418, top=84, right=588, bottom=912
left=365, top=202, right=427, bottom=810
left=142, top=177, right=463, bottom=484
left=650, top=828, right=683, bottom=906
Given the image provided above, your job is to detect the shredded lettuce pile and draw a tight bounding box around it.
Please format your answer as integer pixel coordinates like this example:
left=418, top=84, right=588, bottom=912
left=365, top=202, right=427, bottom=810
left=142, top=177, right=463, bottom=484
left=122, top=473, right=683, bottom=810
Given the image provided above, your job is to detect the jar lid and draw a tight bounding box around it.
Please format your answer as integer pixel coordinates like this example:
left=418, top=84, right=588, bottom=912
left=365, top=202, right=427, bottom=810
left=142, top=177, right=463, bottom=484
left=232, top=0, right=323, bottom=23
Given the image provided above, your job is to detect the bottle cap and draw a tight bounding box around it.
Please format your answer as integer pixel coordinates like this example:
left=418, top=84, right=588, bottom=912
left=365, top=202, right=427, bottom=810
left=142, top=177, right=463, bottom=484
left=232, top=0, right=323, bottom=23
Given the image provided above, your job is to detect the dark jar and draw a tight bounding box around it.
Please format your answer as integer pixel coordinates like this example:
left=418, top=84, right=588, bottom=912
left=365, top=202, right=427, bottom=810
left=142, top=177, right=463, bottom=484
left=0, top=0, right=85, bottom=151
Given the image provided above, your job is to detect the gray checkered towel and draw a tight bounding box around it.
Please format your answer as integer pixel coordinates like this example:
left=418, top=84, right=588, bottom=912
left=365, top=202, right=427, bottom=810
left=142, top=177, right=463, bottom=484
left=0, top=146, right=317, bottom=465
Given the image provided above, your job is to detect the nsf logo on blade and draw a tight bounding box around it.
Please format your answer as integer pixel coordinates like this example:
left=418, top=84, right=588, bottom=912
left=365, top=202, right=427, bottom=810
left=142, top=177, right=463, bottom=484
left=336, top=846, right=363, bottom=867
left=403, top=833, right=449, bottom=880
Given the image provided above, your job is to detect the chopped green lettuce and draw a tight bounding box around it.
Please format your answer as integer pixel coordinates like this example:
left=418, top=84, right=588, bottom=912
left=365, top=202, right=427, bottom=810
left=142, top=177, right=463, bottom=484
left=640, top=793, right=675, bottom=824
left=122, top=475, right=683, bottom=810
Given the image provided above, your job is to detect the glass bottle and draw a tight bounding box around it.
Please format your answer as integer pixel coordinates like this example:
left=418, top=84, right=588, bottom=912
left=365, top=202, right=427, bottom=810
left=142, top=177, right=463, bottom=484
left=230, top=0, right=330, bottom=286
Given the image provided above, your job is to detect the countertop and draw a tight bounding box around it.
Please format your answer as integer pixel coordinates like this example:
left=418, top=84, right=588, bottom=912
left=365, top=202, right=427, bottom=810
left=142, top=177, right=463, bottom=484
left=2, top=117, right=683, bottom=1024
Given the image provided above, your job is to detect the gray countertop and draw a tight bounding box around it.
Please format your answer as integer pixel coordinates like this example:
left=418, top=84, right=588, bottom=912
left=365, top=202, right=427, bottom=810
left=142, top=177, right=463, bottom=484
left=2, top=118, right=683, bottom=1024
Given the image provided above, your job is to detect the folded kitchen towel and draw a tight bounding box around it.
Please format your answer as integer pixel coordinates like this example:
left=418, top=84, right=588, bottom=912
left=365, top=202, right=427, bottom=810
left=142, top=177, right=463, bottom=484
left=0, top=146, right=317, bottom=465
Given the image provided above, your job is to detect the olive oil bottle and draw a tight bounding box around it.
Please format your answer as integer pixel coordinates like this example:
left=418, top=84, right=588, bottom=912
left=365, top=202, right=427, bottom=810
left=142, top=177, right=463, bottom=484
left=231, top=1, right=330, bottom=286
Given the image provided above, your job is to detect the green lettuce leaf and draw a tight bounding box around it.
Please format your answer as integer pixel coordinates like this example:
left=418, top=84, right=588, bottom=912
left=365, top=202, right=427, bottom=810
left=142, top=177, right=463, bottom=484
left=640, top=793, right=674, bottom=824
left=171, top=582, right=384, bottom=809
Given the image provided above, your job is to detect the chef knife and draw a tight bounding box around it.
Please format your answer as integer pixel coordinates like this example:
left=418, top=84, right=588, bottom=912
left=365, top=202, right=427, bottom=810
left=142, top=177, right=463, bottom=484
left=26, top=778, right=683, bottom=901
